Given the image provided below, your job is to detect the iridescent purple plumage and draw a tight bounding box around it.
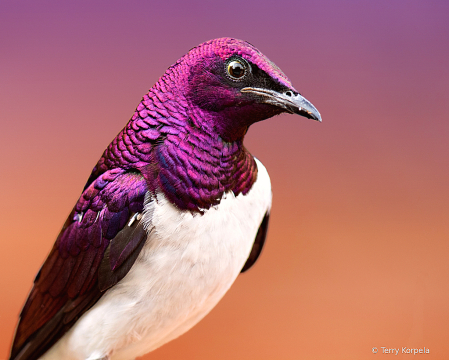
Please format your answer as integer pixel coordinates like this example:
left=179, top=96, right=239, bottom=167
left=10, top=37, right=322, bottom=360
left=88, top=38, right=296, bottom=212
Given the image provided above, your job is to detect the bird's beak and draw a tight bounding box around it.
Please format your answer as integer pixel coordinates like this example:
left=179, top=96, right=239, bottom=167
left=240, top=87, right=322, bottom=122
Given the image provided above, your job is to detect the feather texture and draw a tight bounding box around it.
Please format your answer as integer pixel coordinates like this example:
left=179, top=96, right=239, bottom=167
left=11, top=171, right=148, bottom=360
left=39, top=159, right=271, bottom=360
left=10, top=37, right=321, bottom=360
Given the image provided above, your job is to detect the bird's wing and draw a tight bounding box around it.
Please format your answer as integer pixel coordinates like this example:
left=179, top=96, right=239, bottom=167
left=10, top=169, right=150, bottom=360
left=241, top=211, right=270, bottom=272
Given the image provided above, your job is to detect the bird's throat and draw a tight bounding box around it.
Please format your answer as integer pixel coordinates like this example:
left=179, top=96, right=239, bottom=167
left=145, top=132, right=258, bottom=213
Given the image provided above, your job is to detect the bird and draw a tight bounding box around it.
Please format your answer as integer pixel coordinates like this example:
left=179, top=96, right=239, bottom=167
left=9, top=37, right=321, bottom=360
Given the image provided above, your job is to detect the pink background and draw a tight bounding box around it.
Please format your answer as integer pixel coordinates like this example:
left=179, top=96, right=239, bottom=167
left=1, top=0, right=448, bottom=359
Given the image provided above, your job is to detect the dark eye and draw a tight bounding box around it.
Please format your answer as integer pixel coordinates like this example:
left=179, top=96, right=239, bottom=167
left=227, top=60, right=247, bottom=79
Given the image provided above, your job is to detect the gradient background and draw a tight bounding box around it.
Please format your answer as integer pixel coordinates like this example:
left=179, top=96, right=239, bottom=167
left=1, top=0, right=448, bottom=359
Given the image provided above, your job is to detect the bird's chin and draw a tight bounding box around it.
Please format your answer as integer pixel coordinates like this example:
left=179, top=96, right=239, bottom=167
left=213, top=103, right=284, bottom=142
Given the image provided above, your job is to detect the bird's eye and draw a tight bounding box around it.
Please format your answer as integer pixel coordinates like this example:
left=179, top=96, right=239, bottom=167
left=227, top=60, right=247, bottom=79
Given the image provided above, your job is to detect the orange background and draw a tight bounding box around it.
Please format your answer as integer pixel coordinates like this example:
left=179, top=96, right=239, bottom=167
left=1, top=1, right=448, bottom=359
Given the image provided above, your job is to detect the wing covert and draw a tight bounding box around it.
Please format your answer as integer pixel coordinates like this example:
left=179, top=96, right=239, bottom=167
left=10, top=169, right=150, bottom=360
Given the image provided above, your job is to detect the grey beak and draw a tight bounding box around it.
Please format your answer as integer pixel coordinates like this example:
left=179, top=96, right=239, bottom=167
left=241, top=87, right=322, bottom=122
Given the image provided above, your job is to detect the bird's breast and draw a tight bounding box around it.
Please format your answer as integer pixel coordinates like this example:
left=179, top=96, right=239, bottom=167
left=47, top=159, right=271, bottom=360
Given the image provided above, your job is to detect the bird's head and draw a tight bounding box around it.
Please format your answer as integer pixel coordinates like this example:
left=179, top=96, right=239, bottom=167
left=170, top=37, right=321, bottom=142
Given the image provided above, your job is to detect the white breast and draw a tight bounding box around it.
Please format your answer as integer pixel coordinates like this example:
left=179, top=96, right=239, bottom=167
left=42, top=159, right=271, bottom=360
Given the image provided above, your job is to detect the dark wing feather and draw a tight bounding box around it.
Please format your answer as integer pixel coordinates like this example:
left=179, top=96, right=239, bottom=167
left=10, top=170, right=150, bottom=360
left=98, top=220, right=149, bottom=292
left=241, top=211, right=270, bottom=273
